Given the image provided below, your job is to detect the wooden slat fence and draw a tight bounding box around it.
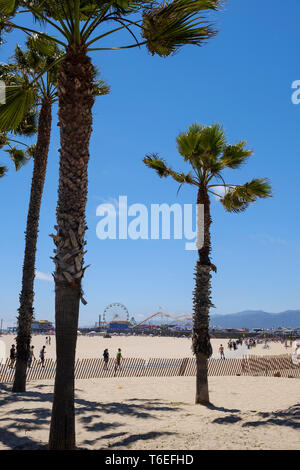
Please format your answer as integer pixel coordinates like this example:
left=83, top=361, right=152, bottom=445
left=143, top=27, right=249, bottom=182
left=0, top=355, right=299, bottom=384
left=247, top=354, right=300, bottom=378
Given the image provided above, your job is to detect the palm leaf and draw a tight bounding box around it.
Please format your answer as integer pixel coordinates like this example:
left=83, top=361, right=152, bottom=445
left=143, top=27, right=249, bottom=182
left=0, top=0, right=15, bottom=15
left=0, top=165, right=7, bottom=177
left=0, top=132, right=8, bottom=149
left=93, top=78, right=110, bottom=96
left=176, top=123, right=226, bottom=172
left=144, top=153, right=196, bottom=188
left=26, top=144, right=36, bottom=158
left=143, top=153, right=171, bottom=177
left=220, top=178, right=272, bottom=213
left=220, top=141, right=252, bottom=169
left=0, top=86, right=36, bottom=132
left=5, top=146, right=31, bottom=171
left=15, top=110, right=38, bottom=137
left=142, top=0, right=221, bottom=56
left=26, top=33, right=59, bottom=57
left=169, top=170, right=195, bottom=185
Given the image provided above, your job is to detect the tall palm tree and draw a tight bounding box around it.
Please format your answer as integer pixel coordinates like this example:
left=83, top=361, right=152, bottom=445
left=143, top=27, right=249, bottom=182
left=0, top=37, right=109, bottom=394
left=0, top=38, right=63, bottom=392
left=2, top=0, right=223, bottom=448
left=144, top=123, right=272, bottom=404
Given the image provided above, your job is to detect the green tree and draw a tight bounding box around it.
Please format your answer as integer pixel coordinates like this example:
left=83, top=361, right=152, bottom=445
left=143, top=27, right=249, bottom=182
left=144, top=123, right=272, bottom=404
left=2, top=0, right=223, bottom=448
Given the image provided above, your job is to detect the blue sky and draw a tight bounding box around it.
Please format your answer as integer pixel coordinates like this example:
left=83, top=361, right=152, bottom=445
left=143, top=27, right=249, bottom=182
left=0, top=0, right=300, bottom=327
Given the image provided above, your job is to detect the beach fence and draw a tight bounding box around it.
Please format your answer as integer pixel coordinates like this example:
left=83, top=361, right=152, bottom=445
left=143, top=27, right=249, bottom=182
left=0, top=355, right=299, bottom=384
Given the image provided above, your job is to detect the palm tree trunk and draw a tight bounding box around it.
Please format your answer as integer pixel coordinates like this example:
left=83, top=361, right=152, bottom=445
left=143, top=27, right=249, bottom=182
left=12, top=98, right=52, bottom=393
left=48, top=45, right=94, bottom=450
left=193, top=186, right=213, bottom=404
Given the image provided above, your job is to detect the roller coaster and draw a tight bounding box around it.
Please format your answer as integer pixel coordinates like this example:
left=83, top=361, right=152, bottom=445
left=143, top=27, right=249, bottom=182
left=132, top=312, right=192, bottom=329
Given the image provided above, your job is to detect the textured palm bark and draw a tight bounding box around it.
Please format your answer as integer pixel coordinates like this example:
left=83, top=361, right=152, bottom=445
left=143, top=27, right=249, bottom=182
left=12, top=99, right=52, bottom=393
left=193, top=186, right=213, bottom=404
left=48, top=45, right=94, bottom=450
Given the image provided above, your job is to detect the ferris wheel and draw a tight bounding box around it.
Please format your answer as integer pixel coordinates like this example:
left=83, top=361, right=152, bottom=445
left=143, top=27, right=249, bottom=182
left=103, top=303, right=129, bottom=323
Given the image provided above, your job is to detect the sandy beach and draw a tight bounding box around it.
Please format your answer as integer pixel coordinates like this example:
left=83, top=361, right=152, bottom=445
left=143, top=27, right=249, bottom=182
left=1, top=334, right=295, bottom=361
left=0, top=335, right=299, bottom=450
left=0, top=375, right=299, bottom=450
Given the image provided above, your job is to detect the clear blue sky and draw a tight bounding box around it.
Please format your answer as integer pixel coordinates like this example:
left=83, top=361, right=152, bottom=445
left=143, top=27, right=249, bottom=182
left=1, top=0, right=300, bottom=328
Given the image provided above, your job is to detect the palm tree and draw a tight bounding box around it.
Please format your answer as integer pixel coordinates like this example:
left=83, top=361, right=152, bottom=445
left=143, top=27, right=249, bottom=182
left=144, top=123, right=272, bottom=404
left=0, top=37, right=109, bottom=394
left=0, top=38, right=63, bottom=392
left=2, top=0, right=223, bottom=448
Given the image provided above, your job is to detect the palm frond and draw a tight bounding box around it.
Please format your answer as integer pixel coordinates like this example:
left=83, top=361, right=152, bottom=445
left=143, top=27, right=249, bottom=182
left=26, top=33, right=59, bottom=57
left=0, top=165, right=7, bottom=177
left=144, top=152, right=196, bottom=190
left=0, top=0, right=15, bottom=15
left=0, top=85, right=36, bottom=132
left=0, top=132, right=8, bottom=149
left=176, top=124, right=202, bottom=159
left=220, top=140, right=252, bottom=169
left=169, top=170, right=196, bottom=185
left=15, top=110, right=38, bottom=136
left=142, top=0, right=221, bottom=57
left=143, top=153, right=171, bottom=177
left=5, top=146, right=31, bottom=170
left=176, top=123, right=226, bottom=173
left=26, top=144, right=36, bottom=158
left=220, top=178, right=272, bottom=213
left=93, top=78, right=110, bottom=96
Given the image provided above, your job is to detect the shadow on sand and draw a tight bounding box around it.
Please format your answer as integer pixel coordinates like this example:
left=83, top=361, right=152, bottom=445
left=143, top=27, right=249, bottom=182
left=1, top=383, right=299, bottom=449
left=211, top=403, right=300, bottom=430
left=0, top=384, right=178, bottom=449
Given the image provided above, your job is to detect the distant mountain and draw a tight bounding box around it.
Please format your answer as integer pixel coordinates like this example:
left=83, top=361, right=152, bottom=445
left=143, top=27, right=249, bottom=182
left=210, top=310, right=300, bottom=329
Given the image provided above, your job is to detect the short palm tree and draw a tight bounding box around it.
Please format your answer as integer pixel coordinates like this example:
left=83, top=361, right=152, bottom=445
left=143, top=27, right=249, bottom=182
left=144, top=123, right=272, bottom=404
left=2, top=0, right=223, bottom=449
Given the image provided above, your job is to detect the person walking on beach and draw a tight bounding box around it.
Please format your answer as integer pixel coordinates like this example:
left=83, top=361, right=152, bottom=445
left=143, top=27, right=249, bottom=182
left=45, top=336, right=48, bottom=345
left=28, top=346, right=35, bottom=368
left=219, top=344, right=225, bottom=360
left=39, top=346, right=46, bottom=367
left=103, top=349, right=109, bottom=370
left=48, top=335, right=51, bottom=345
left=114, top=348, right=122, bottom=374
left=9, top=344, right=16, bottom=368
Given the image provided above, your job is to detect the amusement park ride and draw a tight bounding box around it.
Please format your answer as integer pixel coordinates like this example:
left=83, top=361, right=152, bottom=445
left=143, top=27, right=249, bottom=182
left=99, top=303, right=192, bottom=330
left=132, top=312, right=192, bottom=328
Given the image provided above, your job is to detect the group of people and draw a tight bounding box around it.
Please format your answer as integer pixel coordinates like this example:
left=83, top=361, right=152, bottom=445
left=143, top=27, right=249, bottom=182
left=244, top=338, right=256, bottom=349
left=103, top=348, right=122, bottom=372
left=227, top=339, right=242, bottom=351
left=9, top=343, right=47, bottom=369
left=219, top=338, right=244, bottom=359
